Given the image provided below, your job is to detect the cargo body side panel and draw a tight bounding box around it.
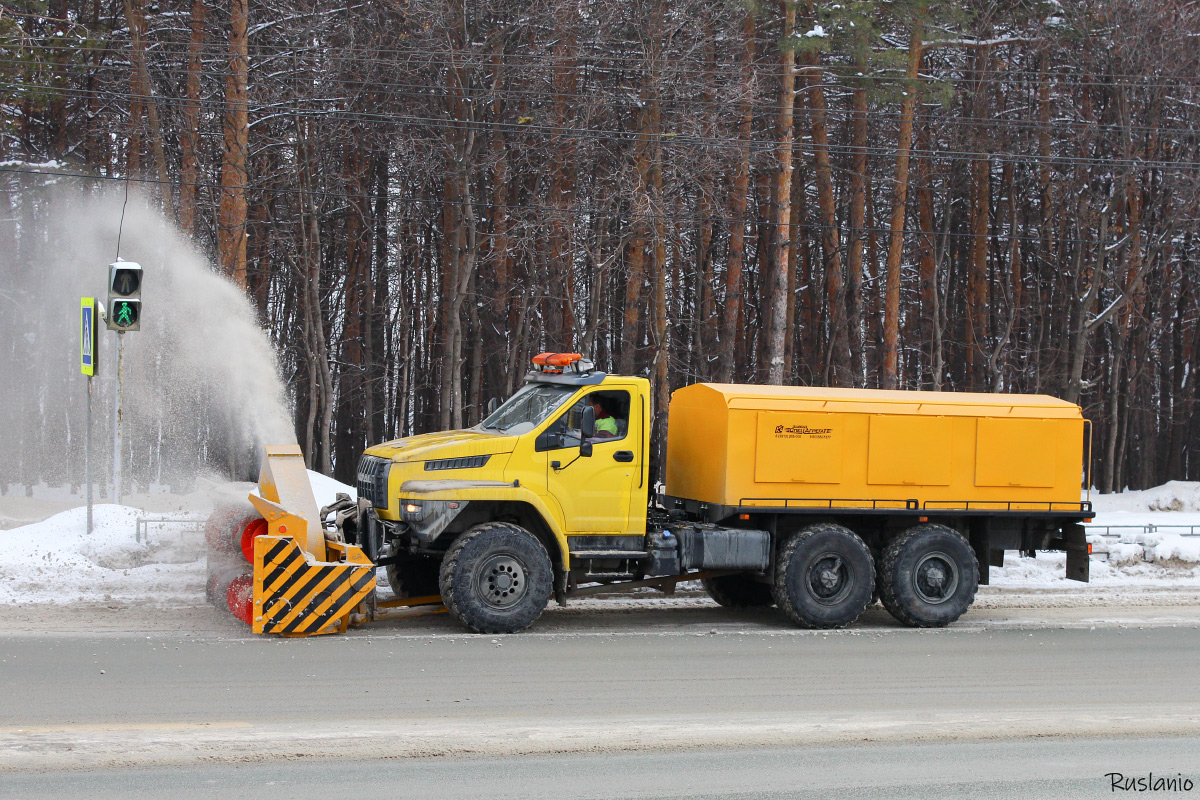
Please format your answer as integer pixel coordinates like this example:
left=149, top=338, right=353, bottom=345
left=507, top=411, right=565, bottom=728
left=666, top=384, right=1086, bottom=512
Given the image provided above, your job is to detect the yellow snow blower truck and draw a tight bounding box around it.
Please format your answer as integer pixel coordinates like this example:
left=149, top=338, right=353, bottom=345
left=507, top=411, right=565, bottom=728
left=207, top=352, right=1093, bottom=635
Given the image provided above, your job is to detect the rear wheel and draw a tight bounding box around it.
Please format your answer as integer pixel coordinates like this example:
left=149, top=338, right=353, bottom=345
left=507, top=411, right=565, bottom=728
left=438, top=522, right=553, bottom=634
left=702, top=574, right=774, bottom=608
left=879, top=524, right=978, bottom=628
left=772, top=523, right=874, bottom=629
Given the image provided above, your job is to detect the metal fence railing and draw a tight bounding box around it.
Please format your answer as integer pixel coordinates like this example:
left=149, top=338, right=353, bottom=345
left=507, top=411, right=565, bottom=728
left=1085, top=524, right=1200, bottom=539
left=135, top=516, right=204, bottom=544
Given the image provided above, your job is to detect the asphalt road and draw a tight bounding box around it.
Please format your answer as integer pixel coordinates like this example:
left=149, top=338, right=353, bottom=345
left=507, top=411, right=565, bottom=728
left=2, top=612, right=1198, bottom=782
left=5, top=737, right=1199, bottom=800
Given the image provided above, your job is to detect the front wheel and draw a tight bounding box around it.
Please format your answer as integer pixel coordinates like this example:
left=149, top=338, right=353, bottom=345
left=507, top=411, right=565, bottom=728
left=438, top=522, right=553, bottom=634
left=879, top=524, right=978, bottom=628
left=772, top=523, right=874, bottom=629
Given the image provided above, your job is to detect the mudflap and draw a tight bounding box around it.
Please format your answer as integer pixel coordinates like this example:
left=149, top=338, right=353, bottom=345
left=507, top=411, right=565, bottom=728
left=1064, top=522, right=1090, bottom=583
left=252, top=535, right=376, bottom=636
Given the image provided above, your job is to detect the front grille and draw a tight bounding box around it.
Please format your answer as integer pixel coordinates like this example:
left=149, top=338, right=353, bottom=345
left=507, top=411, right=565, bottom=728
left=424, top=455, right=491, bottom=471
left=356, top=455, right=390, bottom=509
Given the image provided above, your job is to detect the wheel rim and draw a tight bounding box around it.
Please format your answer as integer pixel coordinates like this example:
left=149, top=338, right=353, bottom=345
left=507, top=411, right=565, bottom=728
left=804, top=552, right=853, bottom=606
left=912, top=551, right=959, bottom=604
left=475, top=553, right=528, bottom=609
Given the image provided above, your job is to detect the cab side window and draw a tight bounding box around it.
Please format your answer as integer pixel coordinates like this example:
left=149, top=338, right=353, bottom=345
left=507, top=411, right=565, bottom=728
left=539, top=390, right=631, bottom=450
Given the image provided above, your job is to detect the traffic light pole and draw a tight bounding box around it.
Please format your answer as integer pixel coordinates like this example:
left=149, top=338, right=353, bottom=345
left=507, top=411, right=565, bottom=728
left=112, top=330, right=124, bottom=505
left=86, top=373, right=93, bottom=534
left=103, top=262, right=140, bottom=505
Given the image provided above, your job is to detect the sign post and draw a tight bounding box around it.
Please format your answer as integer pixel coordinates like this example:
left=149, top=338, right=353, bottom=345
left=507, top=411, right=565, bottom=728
left=80, top=297, right=98, bottom=534
left=112, top=331, right=124, bottom=505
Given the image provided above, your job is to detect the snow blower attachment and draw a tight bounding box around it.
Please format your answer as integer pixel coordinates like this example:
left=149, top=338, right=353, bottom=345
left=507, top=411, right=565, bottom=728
left=205, top=445, right=380, bottom=636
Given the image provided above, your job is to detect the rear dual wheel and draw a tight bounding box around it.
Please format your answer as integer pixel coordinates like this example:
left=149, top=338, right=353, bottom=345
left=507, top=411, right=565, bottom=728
left=773, top=523, right=874, bottom=629
left=879, top=524, right=978, bottom=628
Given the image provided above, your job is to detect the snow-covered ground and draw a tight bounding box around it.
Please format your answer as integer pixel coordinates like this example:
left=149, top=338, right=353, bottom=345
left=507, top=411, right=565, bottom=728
left=1, top=477, right=1199, bottom=608
left=986, top=483, right=1200, bottom=588
left=0, top=471, right=356, bottom=606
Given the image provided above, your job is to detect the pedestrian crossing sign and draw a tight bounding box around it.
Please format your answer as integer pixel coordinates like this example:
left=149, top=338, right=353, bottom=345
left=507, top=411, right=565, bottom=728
left=81, top=297, right=97, bottom=376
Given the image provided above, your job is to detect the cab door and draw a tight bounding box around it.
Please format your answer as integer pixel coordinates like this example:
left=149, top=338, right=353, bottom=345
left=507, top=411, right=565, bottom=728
left=539, top=387, right=638, bottom=534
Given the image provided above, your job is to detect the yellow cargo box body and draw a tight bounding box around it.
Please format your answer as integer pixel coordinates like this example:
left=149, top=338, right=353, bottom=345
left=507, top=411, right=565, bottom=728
left=666, top=384, right=1087, bottom=512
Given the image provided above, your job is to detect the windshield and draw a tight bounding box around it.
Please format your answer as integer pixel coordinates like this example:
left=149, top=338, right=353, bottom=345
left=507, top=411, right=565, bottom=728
left=479, top=384, right=577, bottom=435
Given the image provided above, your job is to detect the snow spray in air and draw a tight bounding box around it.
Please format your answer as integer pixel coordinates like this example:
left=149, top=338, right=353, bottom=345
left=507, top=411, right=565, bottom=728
left=0, top=187, right=294, bottom=494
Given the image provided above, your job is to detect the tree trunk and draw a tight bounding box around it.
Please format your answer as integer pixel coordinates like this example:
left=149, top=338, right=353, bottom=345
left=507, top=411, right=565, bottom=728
left=881, top=9, right=924, bottom=389
left=178, top=0, right=206, bottom=235
left=546, top=11, right=579, bottom=347
left=846, top=47, right=869, bottom=387
left=916, top=139, right=941, bottom=390
left=218, top=0, right=249, bottom=287
left=805, top=68, right=848, bottom=387
left=296, top=121, right=332, bottom=472
left=966, top=47, right=992, bottom=391
left=124, top=0, right=171, bottom=212
left=766, top=0, right=797, bottom=386
left=718, top=11, right=756, bottom=384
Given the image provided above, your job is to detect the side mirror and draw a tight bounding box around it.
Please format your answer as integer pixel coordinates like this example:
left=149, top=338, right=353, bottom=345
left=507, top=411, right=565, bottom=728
left=487, top=397, right=499, bottom=416
left=580, top=406, right=595, bottom=457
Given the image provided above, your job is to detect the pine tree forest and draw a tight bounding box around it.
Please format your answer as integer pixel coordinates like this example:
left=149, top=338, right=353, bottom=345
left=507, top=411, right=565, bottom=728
left=3, top=0, right=1200, bottom=491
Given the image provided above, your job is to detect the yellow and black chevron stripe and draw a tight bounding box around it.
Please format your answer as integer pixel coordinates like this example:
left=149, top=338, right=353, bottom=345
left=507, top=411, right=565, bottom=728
left=252, top=535, right=374, bottom=635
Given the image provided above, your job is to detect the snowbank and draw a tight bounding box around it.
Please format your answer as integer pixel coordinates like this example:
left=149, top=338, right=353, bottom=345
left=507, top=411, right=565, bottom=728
left=990, top=550, right=1200, bottom=588
left=1091, top=481, right=1200, bottom=514
left=1084, top=481, right=1200, bottom=574
left=0, top=474, right=1197, bottom=607
left=0, top=471, right=355, bottom=606
left=0, top=504, right=204, bottom=605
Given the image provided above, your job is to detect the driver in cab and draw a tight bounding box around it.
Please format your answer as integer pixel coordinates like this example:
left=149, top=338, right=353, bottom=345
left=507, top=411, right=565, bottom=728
left=588, top=395, right=619, bottom=439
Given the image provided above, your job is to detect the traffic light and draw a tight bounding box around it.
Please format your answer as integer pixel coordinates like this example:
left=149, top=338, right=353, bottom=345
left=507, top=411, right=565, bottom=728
left=106, top=261, right=142, bottom=332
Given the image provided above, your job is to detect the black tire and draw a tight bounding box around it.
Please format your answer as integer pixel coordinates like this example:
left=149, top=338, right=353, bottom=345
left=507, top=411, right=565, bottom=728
left=702, top=574, right=775, bottom=608
left=438, top=522, right=553, bottom=634
left=772, top=523, right=874, bottom=629
left=879, top=524, right=979, bottom=628
left=385, top=556, right=441, bottom=599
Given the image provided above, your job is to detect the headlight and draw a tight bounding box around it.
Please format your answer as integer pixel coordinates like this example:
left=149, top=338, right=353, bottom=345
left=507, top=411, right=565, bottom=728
left=399, top=499, right=463, bottom=524
left=400, top=500, right=432, bottom=522
left=397, top=499, right=471, bottom=544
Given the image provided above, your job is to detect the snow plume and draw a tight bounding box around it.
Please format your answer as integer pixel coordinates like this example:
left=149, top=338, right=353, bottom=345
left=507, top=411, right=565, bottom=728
left=0, top=186, right=294, bottom=495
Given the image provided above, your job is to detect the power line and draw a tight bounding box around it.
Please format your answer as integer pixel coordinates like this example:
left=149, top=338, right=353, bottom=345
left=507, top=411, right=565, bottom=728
left=4, top=79, right=1198, bottom=172
left=11, top=35, right=1200, bottom=90
left=1, top=162, right=1188, bottom=249
left=5, top=53, right=1198, bottom=141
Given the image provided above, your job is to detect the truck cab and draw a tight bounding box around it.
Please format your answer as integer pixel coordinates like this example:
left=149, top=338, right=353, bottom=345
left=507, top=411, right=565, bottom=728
left=355, top=354, right=654, bottom=632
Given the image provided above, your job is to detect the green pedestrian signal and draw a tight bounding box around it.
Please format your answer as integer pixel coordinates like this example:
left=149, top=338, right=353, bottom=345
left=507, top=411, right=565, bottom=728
left=111, top=299, right=140, bottom=330
left=106, top=261, right=143, bottom=332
